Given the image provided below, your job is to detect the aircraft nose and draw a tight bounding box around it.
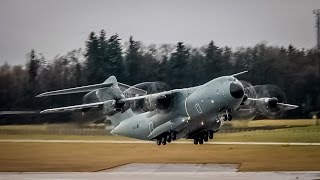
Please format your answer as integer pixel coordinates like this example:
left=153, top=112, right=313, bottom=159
left=230, top=82, right=244, bottom=99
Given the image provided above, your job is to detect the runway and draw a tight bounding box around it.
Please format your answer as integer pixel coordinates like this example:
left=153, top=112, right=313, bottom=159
left=1, top=164, right=319, bottom=180
left=1, top=139, right=320, bottom=146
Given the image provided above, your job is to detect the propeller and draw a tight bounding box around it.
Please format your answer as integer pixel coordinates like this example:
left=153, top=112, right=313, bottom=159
left=253, top=84, right=288, bottom=118
left=235, top=81, right=295, bottom=119
left=232, top=80, right=258, bottom=120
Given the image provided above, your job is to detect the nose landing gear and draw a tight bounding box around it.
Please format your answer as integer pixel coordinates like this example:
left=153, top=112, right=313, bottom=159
left=222, top=110, right=232, bottom=121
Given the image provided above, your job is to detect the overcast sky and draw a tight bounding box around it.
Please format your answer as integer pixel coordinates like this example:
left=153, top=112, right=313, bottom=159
left=1, top=0, right=320, bottom=65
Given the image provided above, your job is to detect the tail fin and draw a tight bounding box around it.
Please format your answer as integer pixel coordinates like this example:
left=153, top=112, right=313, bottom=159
left=96, top=76, right=124, bottom=101
left=98, top=76, right=134, bottom=126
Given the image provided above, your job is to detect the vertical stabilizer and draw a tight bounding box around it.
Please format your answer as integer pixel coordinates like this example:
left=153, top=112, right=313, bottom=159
left=96, top=76, right=124, bottom=101
left=99, top=76, right=134, bottom=126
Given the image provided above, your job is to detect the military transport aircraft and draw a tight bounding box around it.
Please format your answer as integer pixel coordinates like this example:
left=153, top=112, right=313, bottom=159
left=36, top=71, right=298, bottom=145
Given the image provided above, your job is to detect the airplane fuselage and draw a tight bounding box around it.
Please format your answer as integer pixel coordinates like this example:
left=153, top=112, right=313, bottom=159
left=111, top=76, right=244, bottom=141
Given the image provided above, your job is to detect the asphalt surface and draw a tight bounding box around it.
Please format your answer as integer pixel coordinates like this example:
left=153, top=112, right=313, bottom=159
left=1, top=140, right=320, bottom=179
left=1, top=139, right=320, bottom=146
left=1, top=164, right=319, bottom=180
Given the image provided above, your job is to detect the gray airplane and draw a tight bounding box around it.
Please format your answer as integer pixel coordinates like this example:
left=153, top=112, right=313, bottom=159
left=36, top=71, right=298, bottom=145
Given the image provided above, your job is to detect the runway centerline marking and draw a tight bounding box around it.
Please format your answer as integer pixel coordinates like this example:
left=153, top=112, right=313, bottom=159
left=0, top=139, right=319, bottom=146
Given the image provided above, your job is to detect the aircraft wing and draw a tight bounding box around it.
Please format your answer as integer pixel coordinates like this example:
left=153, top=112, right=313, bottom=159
left=36, top=82, right=147, bottom=98
left=40, top=91, right=174, bottom=114
left=40, top=101, right=108, bottom=113
left=36, top=82, right=113, bottom=97
left=247, top=98, right=298, bottom=110
left=0, top=111, right=40, bottom=115
left=122, top=91, right=174, bottom=102
left=277, top=103, right=299, bottom=110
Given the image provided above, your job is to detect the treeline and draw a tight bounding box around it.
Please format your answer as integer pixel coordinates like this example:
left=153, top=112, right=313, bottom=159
left=0, top=30, right=319, bottom=118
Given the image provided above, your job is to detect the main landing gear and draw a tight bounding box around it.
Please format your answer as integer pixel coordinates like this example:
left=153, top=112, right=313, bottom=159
left=156, top=131, right=177, bottom=146
left=193, top=130, right=215, bottom=145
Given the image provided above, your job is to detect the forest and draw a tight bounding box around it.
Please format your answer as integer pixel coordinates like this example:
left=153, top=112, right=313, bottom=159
left=0, top=29, right=319, bottom=121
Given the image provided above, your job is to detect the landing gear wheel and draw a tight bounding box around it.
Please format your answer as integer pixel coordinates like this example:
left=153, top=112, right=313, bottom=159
left=194, top=138, right=198, bottom=145
left=161, top=136, right=166, bottom=145
left=171, top=131, right=176, bottom=141
left=208, top=130, right=214, bottom=139
left=223, top=115, right=228, bottom=121
left=203, top=132, right=208, bottom=142
left=228, top=115, right=232, bottom=121
left=156, top=138, right=161, bottom=145
left=166, top=133, right=171, bottom=143
left=199, top=138, right=203, bottom=145
left=204, top=136, right=208, bottom=142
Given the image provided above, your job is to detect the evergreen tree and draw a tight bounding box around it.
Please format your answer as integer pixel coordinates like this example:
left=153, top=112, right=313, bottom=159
left=0, top=63, right=12, bottom=109
left=97, top=30, right=109, bottom=81
left=1, top=29, right=320, bottom=119
left=85, top=32, right=100, bottom=83
left=168, top=42, right=189, bottom=88
left=125, top=36, right=142, bottom=84
left=205, top=41, right=225, bottom=78
left=25, top=49, right=41, bottom=108
left=107, top=34, right=124, bottom=81
left=27, top=49, right=40, bottom=84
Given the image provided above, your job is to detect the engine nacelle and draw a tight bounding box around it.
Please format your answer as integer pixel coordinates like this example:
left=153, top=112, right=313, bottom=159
left=101, top=100, right=117, bottom=115
left=155, top=95, right=173, bottom=110
left=102, top=99, right=125, bottom=115
left=143, top=94, right=173, bottom=111
left=263, top=97, right=278, bottom=109
left=115, top=99, right=125, bottom=109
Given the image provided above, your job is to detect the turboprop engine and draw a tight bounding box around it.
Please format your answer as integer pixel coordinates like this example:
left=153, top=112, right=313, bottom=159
left=143, top=94, right=174, bottom=111
left=261, top=97, right=279, bottom=109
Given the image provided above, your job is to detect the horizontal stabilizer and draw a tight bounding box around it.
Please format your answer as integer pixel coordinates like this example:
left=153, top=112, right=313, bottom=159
left=118, top=82, right=147, bottom=97
left=36, top=82, right=113, bottom=97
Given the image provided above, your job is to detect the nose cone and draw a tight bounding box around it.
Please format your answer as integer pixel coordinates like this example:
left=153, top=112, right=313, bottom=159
left=230, top=82, right=244, bottom=99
